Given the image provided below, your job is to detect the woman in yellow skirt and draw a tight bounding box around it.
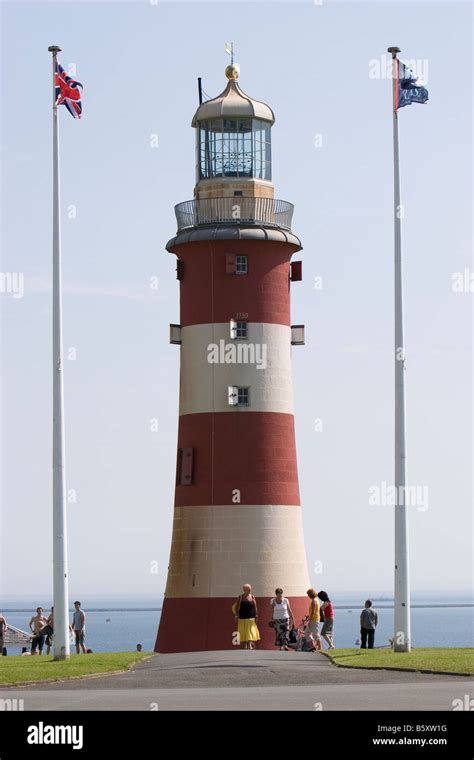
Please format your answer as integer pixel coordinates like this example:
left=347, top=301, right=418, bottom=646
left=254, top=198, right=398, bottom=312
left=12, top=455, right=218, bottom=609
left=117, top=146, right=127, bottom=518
left=233, top=584, right=260, bottom=649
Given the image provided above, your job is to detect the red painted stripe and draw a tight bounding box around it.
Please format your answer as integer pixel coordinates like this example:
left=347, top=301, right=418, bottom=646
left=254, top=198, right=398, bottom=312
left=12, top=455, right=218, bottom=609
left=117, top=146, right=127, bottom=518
left=169, top=239, right=300, bottom=327
left=175, top=412, right=300, bottom=507
left=155, top=596, right=312, bottom=653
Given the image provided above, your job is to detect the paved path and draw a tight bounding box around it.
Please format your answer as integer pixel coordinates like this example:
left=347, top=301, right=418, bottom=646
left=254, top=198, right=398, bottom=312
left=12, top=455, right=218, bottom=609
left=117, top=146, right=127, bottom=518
left=2, top=651, right=471, bottom=711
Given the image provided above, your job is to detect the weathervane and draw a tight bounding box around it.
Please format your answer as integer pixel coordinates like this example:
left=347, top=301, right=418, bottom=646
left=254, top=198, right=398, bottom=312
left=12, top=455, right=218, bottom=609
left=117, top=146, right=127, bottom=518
left=224, top=41, right=234, bottom=64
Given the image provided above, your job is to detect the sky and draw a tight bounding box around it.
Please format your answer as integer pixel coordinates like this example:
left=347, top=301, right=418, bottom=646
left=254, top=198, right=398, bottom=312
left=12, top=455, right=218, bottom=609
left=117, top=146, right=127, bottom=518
left=0, top=0, right=472, bottom=601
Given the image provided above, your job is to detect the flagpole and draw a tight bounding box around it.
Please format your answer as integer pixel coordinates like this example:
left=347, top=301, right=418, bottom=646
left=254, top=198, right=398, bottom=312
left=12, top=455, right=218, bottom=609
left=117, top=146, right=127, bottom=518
left=48, top=44, right=70, bottom=660
left=388, top=45, right=411, bottom=653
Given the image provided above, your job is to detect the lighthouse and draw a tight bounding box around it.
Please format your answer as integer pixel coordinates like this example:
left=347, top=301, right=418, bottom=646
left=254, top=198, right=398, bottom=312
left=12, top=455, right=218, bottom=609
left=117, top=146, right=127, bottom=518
left=155, top=63, right=311, bottom=653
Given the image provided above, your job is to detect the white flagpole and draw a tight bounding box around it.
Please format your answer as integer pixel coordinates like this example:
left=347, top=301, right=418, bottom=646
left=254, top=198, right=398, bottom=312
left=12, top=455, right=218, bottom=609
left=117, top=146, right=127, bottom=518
left=388, top=45, right=411, bottom=653
left=48, top=44, right=70, bottom=660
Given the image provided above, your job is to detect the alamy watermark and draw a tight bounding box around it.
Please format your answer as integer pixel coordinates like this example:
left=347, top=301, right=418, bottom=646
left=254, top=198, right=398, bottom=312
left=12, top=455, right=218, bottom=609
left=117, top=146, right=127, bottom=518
left=452, top=695, right=474, bottom=711
left=27, top=722, right=83, bottom=750
left=207, top=340, right=267, bottom=370
left=0, top=272, right=24, bottom=299
left=369, top=54, right=429, bottom=84
left=452, top=269, right=473, bottom=293
left=0, top=698, right=24, bottom=711
left=369, top=481, right=429, bottom=512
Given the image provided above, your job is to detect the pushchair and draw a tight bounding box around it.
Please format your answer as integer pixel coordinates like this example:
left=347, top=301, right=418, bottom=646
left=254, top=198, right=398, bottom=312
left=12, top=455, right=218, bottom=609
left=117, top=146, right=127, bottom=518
left=288, top=616, right=318, bottom=652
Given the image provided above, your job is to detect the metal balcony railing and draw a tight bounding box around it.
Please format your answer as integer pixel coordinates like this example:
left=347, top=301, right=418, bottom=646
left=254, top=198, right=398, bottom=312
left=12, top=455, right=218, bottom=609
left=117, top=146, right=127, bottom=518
left=174, top=197, right=294, bottom=232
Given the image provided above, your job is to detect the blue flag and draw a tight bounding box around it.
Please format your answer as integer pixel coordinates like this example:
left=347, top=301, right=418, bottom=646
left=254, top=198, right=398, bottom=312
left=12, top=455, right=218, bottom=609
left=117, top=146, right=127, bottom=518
left=396, top=60, right=429, bottom=110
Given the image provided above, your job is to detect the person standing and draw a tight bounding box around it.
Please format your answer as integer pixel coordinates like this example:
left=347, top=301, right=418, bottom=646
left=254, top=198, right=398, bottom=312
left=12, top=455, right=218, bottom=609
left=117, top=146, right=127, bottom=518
left=44, top=606, right=54, bottom=655
left=71, top=601, right=86, bottom=654
left=360, top=599, right=378, bottom=649
left=270, top=588, right=295, bottom=650
left=29, top=607, right=47, bottom=655
left=305, top=589, right=322, bottom=650
left=0, top=612, right=7, bottom=656
left=318, top=591, right=335, bottom=649
left=234, top=584, right=260, bottom=650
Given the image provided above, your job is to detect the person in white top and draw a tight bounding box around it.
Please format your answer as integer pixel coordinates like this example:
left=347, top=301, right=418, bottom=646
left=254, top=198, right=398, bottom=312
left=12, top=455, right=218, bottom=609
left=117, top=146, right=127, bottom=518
left=270, top=588, right=295, bottom=650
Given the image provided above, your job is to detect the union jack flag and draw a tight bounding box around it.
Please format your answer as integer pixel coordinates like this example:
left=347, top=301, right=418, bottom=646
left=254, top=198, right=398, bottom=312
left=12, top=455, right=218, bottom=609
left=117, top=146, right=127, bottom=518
left=55, top=61, right=83, bottom=118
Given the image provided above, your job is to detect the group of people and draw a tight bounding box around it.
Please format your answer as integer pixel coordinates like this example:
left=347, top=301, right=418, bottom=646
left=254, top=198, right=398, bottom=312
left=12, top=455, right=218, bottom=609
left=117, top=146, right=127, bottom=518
left=1, top=593, right=380, bottom=656
left=28, top=606, right=55, bottom=655
left=233, top=585, right=335, bottom=651
left=28, top=601, right=87, bottom=655
left=233, top=585, right=379, bottom=651
left=0, top=600, right=88, bottom=656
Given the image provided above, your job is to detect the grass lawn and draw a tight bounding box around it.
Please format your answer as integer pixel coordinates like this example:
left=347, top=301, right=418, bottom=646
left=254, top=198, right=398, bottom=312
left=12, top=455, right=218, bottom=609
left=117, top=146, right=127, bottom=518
left=323, top=648, right=474, bottom=675
left=0, top=651, right=152, bottom=686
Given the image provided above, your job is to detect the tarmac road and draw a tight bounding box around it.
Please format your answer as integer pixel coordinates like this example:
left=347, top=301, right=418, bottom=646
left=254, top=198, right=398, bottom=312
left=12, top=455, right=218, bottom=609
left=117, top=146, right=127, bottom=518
left=1, top=650, right=471, bottom=711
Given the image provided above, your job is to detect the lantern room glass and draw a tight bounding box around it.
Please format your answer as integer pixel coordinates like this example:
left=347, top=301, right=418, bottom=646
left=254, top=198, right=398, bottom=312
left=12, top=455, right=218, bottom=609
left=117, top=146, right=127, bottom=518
left=197, top=118, right=271, bottom=180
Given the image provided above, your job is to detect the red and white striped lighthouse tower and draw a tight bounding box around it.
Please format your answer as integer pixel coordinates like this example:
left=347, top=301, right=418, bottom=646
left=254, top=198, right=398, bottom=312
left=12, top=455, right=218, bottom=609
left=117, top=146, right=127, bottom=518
left=155, top=63, right=310, bottom=653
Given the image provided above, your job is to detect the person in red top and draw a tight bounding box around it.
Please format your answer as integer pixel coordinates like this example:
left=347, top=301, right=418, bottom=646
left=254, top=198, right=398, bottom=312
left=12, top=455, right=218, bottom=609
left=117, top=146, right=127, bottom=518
left=318, top=591, right=335, bottom=649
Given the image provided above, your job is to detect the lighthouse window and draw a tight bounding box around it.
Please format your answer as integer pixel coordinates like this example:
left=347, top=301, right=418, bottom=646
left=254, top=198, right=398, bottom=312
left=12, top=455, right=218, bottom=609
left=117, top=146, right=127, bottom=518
left=253, top=121, right=272, bottom=181
left=237, top=387, right=250, bottom=407
left=230, top=319, right=248, bottom=339
left=198, top=118, right=272, bottom=180
left=236, top=255, right=248, bottom=274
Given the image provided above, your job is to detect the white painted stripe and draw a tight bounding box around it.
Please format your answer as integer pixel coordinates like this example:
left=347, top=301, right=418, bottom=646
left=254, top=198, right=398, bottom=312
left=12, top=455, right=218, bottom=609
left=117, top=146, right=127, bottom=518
left=164, top=504, right=310, bottom=599
left=179, top=323, right=294, bottom=416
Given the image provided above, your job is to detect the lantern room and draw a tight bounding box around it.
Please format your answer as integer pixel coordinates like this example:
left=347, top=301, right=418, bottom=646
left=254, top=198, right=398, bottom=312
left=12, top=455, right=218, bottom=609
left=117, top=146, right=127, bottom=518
left=191, top=64, right=275, bottom=201
left=196, top=118, right=271, bottom=181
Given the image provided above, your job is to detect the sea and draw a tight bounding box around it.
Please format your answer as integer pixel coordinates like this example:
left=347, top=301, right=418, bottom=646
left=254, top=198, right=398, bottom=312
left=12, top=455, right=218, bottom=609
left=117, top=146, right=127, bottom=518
left=2, top=592, right=472, bottom=653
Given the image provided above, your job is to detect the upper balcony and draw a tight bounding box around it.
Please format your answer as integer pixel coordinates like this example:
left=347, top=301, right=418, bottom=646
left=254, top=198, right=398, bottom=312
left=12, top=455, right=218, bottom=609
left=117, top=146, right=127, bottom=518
left=174, top=197, right=294, bottom=233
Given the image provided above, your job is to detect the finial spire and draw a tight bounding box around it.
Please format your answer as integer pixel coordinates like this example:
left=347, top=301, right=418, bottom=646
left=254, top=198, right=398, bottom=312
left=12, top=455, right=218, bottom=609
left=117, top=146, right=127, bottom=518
left=224, top=41, right=240, bottom=80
